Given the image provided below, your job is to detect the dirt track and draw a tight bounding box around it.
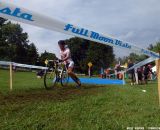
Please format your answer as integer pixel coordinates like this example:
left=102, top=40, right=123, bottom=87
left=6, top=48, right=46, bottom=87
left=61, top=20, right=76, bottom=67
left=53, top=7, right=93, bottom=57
left=0, top=85, right=108, bottom=106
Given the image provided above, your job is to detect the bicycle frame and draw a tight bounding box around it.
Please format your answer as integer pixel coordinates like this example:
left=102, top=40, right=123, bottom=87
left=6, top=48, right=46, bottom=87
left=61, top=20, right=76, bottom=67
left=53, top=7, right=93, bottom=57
left=48, top=60, right=68, bottom=82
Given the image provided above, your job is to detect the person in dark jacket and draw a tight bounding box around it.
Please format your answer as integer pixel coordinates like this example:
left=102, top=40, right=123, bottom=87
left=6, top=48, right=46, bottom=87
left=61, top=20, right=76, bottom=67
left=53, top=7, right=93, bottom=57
left=143, top=64, right=153, bottom=84
left=137, top=67, right=143, bottom=85
left=37, top=70, right=45, bottom=78
left=128, top=59, right=135, bottom=85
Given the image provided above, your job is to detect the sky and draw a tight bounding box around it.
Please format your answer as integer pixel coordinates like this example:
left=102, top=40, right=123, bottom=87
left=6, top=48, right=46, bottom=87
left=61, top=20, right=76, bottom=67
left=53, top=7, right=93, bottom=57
left=1, top=0, right=160, bottom=58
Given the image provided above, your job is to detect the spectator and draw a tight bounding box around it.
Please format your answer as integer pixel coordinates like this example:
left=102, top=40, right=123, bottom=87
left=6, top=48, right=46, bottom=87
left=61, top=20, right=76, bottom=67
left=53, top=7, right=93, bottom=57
left=105, top=68, right=111, bottom=79
left=100, top=67, right=105, bottom=79
left=13, top=65, right=17, bottom=72
left=137, top=67, right=143, bottom=85
left=37, top=70, right=45, bottom=79
left=148, top=64, right=152, bottom=80
left=143, top=64, right=153, bottom=84
left=115, top=64, right=120, bottom=79
left=128, top=59, right=135, bottom=85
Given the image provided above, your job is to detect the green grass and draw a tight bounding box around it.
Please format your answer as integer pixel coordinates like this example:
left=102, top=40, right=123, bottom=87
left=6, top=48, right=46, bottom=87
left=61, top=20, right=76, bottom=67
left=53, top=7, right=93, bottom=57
left=0, top=69, right=44, bottom=92
left=0, top=69, right=160, bottom=130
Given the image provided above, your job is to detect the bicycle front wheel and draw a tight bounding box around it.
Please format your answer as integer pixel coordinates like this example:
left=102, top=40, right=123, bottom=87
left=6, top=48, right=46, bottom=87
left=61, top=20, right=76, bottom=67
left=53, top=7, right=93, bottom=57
left=44, top=69, right=57, bottom=90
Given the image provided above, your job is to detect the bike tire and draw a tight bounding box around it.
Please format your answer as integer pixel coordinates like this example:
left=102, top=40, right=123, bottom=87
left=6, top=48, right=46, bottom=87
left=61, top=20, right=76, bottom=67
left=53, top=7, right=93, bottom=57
left=61, top=70, right=69, bottom=87
left=44, top=69, right=57, bottom=90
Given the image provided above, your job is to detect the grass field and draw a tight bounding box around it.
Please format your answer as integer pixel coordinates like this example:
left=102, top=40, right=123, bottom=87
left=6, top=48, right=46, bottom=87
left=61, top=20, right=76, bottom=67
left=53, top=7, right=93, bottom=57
left=0, top=69, right=160, bottom=130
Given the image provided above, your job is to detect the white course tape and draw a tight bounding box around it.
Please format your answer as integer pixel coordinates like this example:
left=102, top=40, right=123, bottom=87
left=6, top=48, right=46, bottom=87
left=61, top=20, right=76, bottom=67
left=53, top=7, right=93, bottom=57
left=13, top=63, right=47, bottom=70
left=0, top=61, right=11, bottom=66
left=0, top=2, right=159, bottom=59
left=0, top=61, right=47, bottom=70
left=108, top=57, right=156, bottom=76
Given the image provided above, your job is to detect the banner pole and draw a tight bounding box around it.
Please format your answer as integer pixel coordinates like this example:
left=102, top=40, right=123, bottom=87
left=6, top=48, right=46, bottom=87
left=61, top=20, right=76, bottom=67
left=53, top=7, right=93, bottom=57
left=155, top=51, right=160, bottom=106
left=135, top=68, right=138, bottom=85
left=123, top=72, right=125, bottom=85
left=156, top=58, right=160, bottom=105
left=9, top=63, right=13, bottom=91
left=88, top=67, right=91, bottom=78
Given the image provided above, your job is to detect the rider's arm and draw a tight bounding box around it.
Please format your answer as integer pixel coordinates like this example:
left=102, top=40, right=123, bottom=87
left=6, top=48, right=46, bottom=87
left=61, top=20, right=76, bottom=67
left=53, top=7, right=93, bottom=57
left=62, top=49, right=70, bottom=61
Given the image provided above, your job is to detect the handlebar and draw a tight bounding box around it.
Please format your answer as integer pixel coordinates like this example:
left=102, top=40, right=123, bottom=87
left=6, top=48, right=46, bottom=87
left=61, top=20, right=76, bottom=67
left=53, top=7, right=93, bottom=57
left=48, top=59, right=63, bottom=64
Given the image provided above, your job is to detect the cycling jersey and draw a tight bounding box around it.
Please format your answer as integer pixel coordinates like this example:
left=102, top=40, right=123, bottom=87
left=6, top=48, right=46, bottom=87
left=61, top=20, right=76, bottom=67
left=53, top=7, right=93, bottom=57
left=60, top=48, right=74, bottom=68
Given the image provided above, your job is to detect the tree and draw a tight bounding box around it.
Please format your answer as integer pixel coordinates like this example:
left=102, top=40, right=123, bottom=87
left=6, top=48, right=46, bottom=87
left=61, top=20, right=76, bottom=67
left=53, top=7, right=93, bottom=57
left=65, top=37, right=115, bottom=74
left=117, top=42, right=160, bottom=66
left=39, top=50, right=57, bottom=66
left=117, top=53, right=148, bottom=65
left=84, top=41, right=114, bottom=74
left=27, top=43, right=39, bottom=64
left=0, top=20, right=28, bottom=62
left=0, top=17, right=6, bottom=26
left=0, top=17, right=39, bottom=64
left=148, top=42, right=160, bottom=53
left=0, top=18, right=7, bottom=60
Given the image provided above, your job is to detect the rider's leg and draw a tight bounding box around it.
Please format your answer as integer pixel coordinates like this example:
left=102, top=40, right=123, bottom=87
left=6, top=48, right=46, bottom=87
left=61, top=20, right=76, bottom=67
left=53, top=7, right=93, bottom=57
left=67, top=67, right=81, bottom=86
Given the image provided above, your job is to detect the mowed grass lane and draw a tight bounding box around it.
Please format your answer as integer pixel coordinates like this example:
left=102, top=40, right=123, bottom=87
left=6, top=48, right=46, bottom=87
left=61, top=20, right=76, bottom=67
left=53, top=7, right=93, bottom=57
left=0, top=69, right=43, bottom=92
left=0, top=69, right=160, bottom=130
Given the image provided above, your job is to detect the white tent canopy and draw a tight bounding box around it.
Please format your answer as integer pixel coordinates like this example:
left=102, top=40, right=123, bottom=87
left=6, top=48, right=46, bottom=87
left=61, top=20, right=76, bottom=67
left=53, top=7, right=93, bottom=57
left=152, top=66, right=156, bottom=72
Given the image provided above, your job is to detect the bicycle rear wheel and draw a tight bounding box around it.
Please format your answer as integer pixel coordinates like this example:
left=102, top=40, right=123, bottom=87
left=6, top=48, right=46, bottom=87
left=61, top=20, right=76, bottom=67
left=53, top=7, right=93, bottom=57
left=61, top=70, right=69, bottom=87
left=44, top=69, right=57, bottom=90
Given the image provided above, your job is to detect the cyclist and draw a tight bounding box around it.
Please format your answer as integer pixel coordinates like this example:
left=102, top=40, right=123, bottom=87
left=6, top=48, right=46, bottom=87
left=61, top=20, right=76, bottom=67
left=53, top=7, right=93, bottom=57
left=58, top=40, right=81, bottom=88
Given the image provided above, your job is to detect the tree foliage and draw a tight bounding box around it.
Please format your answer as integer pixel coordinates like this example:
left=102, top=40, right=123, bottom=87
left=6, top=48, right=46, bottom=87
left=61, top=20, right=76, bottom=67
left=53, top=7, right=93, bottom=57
left=148, top=42, right=160, bottom=53
left=117, top=53, right=148, bottom=65
left=0, top=18, right=39, bottom=64
left=0, top=17, right=56, bottom=65
left=65, top=37, right=115, bottom=74
left=38, top=50, right=57, bottom=66
left=117, top=42, right=160, bottom=65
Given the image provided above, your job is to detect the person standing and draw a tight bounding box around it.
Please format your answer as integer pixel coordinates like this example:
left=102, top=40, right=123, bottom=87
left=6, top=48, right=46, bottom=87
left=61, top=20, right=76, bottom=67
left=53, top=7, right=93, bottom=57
left=143, top=64, right=153, bottom=84
left=137, top=67, right=143, bottom=85
left=115, top=64, right=120, bottom=79
left=128, top=59, right=135, bottom=85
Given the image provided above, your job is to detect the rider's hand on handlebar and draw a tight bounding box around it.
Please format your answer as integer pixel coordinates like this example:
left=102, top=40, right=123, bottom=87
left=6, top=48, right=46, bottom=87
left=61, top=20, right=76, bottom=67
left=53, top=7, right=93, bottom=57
left=58, top=59, right=63, bottom=62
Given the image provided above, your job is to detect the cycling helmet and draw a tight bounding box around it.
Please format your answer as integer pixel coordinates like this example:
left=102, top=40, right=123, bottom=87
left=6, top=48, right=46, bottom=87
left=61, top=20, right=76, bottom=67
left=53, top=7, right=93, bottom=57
left=58, top=40, right=65, bottom=45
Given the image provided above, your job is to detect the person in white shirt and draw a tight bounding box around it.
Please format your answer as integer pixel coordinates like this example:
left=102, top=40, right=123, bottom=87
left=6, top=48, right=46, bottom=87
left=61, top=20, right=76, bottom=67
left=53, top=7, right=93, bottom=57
left=58, top=40, right=81, bottom=88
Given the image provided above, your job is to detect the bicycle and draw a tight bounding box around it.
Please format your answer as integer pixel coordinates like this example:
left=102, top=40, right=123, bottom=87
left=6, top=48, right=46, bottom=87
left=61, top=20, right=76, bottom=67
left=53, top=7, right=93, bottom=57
left=44, top=60, right=69, bottom=90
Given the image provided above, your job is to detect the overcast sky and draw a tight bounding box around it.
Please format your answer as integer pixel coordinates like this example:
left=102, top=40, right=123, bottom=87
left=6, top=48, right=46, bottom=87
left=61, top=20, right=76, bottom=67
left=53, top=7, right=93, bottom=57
left=2, top=0, right=160, bottom=58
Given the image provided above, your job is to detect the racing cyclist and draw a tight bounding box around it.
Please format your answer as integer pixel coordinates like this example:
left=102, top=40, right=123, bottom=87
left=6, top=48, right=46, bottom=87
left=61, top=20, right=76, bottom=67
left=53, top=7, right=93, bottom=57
left=58, top=40, right=81, bottom=88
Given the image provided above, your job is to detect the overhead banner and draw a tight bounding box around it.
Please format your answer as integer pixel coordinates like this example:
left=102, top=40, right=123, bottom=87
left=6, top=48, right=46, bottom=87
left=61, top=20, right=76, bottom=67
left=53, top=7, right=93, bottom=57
left=0, top=2, right=159, bottom=59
